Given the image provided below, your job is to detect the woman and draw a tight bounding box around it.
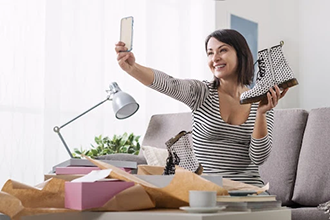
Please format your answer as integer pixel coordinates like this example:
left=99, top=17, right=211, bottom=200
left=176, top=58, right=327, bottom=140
left=115, top=29, right=288, bottom=187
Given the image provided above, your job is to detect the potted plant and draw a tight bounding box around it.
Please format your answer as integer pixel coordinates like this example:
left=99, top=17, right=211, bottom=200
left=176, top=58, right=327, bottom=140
left=73, top=132, right=140, bottom=159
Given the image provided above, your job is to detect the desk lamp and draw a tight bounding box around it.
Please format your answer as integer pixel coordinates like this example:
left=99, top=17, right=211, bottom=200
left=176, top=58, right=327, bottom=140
left=53, top=82, right=139, bottom=158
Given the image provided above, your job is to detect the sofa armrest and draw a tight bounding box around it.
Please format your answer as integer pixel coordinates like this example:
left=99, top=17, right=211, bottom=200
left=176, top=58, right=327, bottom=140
left=96, top=154, right=147, bottom=165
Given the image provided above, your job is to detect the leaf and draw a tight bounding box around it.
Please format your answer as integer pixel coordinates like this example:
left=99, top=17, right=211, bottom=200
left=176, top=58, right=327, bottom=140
left=127, top=146, right=135, bottom=154
left=112, top=134, right=118, bottom=142
left=119, top=145, right=129, bottom=153
left=94, top=135, right=102, bottom=144
left=84, top=150, right=91, bottom=156
left=120, top=133, right=129, bottom=145
left=74, top=148, right=82, bottom=155
left=134, top=135, right=141, bottom=142
left=128, top=133, right=135, bottom=142
left=91, top=149, right=98, bottom=155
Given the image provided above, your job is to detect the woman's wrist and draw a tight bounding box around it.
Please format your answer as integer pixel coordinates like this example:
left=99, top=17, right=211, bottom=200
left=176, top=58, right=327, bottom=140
left=127, top=63, right=154, bottom=86
left=256, top=109, right=267, bottom=117
left=252, top=110, right=268, bottom=139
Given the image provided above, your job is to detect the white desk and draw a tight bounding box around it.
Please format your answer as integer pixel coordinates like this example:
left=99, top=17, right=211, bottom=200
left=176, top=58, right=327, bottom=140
left=21, top=208, right=291, bottom=220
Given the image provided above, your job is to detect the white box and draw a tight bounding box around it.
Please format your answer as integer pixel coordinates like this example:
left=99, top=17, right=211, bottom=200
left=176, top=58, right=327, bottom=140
left=136, top=174, right=222, bottom=188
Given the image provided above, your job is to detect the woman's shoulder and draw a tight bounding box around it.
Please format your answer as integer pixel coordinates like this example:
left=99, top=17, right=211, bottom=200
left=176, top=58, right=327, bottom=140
left=201, top=80, right=216, bottom=90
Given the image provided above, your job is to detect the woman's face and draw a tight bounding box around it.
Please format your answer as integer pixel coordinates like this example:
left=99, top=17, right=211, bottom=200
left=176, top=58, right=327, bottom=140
left=206, top=37, right=238, bottom=80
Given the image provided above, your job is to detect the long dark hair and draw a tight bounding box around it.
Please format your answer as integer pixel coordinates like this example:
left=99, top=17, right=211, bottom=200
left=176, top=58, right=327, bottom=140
left=205, top=29, right=254, bottom=88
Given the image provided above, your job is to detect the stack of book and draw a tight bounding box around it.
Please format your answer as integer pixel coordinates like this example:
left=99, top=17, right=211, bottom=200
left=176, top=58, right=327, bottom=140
left=217, top=194, right=282, bottom=211
left=44, top=158, right=138, bottom=181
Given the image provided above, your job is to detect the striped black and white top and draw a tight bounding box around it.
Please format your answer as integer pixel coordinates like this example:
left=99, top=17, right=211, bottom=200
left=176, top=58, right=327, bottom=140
left=149, top=70, right=274, bottom=187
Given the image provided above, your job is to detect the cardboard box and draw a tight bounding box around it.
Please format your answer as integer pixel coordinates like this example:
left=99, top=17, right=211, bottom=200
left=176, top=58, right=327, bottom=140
left=65, top=180, right=134, bottom=210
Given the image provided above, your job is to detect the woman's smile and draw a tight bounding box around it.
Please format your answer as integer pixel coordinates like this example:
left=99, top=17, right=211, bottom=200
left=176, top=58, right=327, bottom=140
left=214, top=64, right=226, bottom=71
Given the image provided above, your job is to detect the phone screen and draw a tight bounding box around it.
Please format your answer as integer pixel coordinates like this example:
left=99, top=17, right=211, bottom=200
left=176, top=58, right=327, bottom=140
left=120, top=16, right=134, bottom=51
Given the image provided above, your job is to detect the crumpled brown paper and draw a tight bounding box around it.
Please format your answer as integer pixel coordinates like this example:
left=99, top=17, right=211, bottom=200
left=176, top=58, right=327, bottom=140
left=85, top=157, right=229, bottom=208
left=137, top=164, right=269, bottom=193
left=92, top=184, right=155, bottom=211
left=2, top=178, right=66, bottom=208
left=0, top=157, right=231, bottom=219
left=137, top=165, right=164, bottom=175
left=222, top=179, right=269, bottom=193
left=0, top=178, right=77, bottom=220
left=0, top=171, right=155, bottom=219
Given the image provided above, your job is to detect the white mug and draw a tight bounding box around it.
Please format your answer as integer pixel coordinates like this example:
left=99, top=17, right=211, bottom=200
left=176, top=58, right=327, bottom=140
left=189, top=190, right=217, bottom=207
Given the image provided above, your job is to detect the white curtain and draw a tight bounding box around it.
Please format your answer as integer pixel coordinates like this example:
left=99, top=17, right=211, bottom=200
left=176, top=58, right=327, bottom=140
left=0, top=0, right=215, bottom=187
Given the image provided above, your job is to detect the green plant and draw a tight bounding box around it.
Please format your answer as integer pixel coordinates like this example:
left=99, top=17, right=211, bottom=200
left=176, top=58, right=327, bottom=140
left=73, top=132, right=141, bottom=159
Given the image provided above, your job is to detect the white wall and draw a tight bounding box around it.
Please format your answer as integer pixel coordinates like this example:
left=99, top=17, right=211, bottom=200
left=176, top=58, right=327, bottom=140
left=0, top=0, right=216, bottom=187
left=0, top=0, right=46, bottom=187
left=299, top=0, right=330, bottom=110
left=143, top=0, right=216, bottom=118
left=215, top=0, right=300, bottom=109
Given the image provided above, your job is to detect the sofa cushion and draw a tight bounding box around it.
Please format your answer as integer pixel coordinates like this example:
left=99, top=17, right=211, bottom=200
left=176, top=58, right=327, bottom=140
left=141, top=145, right=168, bottom=166
left=292, top=108, right=330, bottom=206
left=259, top=108, right=308, bottom=206
left=291, top=207, right=329, bottom=220
left=141, top=112, right=193, bottom=155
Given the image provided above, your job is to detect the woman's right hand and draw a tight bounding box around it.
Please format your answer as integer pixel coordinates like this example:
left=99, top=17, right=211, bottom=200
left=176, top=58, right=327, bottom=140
left=115, top=41, right=136, bottom=73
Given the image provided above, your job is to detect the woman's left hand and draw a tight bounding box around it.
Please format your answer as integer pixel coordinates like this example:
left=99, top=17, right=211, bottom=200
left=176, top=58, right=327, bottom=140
left=258, top=85, right=288, bottom=114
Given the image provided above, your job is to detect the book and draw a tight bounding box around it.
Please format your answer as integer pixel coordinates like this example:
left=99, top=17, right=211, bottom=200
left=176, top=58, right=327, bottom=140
left=217, top=201, right=249, bottom=211
left=217, top=195, right=277, bottom=202
left=51, top=158, right=137, bottom=173
left=247, top=200, right=282, bottom=210
left=217, top=200, right=282, bottom=211
left=55, top=166, right=132, bottom=175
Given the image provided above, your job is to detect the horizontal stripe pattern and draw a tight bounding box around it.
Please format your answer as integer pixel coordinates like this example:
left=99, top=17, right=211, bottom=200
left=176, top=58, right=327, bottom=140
left=149, top=69, right=274, bottom=187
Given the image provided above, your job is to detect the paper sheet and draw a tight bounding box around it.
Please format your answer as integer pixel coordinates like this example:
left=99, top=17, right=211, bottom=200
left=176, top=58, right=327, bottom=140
left=71, top=169, right=112, bottom=183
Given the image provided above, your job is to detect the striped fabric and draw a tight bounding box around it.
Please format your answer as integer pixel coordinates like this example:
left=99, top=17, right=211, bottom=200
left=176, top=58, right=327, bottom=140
left=149, top=69, right=274, bottom=187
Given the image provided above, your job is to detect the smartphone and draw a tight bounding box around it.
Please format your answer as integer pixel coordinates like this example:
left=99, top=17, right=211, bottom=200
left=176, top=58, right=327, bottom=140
left=120, top=16, right=134, bottom=51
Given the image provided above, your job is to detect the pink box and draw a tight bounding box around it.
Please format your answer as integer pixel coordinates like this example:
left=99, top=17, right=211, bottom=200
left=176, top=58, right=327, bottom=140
left=65, top=180, right=134, bottom=210
left=56, top=167, right=101, bottom=175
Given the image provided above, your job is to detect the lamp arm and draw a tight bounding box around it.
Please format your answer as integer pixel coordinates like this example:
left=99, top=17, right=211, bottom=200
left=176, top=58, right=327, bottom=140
left=53, top=97, right=111, bottom=158
left=55, top=131, right=73, bottom=158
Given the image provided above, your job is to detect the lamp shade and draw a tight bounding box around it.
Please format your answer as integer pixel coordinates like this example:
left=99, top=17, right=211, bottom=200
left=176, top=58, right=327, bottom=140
left=112, top=90, right=139, bottom=119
